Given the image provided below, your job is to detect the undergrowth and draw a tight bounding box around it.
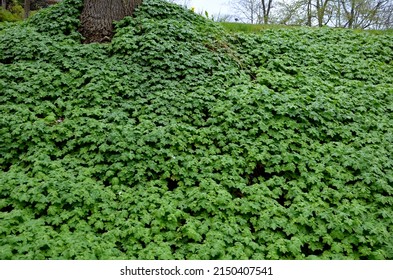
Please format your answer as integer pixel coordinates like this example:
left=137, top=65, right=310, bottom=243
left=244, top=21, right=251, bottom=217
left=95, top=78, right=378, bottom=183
left=0, top=0, right=392, bottom=260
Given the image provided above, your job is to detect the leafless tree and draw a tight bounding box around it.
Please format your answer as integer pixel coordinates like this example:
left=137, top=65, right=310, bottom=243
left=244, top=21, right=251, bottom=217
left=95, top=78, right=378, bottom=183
left=378, top=1, right=393, bottom=28
left=261, top=0, right=274, bottom=23
left=272, top=0, right=306, bottom=25
left=274, top=0, right=391, bottom=29
left=231, top=0, right=275, bottom=24
left=339, top=0, right=391, bottom=29
left=231, top=0, right=260, bottom=23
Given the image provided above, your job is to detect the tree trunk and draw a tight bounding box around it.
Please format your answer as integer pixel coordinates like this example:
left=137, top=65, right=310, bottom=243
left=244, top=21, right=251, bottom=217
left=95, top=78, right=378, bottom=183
left=1, top=0, right=6, bottom=10
left=307, top=0, right=312, bottom=26
left=80, top=0, right=143, bottom=43
left=24, top=0, right=30, bottom=19
left=336, top=0, right=341, bottom=27
left=261, top=0, right=273, bottom=24
left=348, top=0, right=355, bottom=28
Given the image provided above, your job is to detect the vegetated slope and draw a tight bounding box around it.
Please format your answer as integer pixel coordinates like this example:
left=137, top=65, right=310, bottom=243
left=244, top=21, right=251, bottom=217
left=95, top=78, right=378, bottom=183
left=0, top=0, right=392, bottom=260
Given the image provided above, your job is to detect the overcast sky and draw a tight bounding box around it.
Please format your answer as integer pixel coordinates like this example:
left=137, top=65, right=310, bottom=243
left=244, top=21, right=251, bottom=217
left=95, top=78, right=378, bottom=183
left=176, top=0, right=234, bottom=16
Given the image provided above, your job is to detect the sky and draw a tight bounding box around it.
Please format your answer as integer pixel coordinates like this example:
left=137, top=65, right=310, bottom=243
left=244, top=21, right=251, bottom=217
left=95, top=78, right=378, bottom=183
left=176, top=0, right=234, bottom=16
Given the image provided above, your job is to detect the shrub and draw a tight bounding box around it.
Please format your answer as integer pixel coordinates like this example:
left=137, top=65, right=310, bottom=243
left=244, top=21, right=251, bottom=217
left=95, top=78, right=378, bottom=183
left=0, top=6, right=22, bottom=22
left=1, top=0, right=392, bottom=260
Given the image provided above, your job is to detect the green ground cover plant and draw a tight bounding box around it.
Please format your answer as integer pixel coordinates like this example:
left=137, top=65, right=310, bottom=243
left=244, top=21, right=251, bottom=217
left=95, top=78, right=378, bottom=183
left=0, top=0, right=392, bottom=260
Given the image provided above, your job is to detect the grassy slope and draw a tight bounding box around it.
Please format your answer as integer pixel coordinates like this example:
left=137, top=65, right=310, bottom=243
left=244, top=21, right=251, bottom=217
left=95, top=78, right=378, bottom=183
left=0, top=0, right=392, bottom=259
left=221, top=22, right=393, bottom=36
left=221, top=22, right=300, bottom=33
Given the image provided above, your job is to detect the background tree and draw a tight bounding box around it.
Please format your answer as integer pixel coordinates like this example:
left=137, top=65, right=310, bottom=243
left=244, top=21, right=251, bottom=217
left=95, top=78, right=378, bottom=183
left=306, top=0, right=312, bottom=25
left=31, top=0, right=49, bottom=10
left=378, top=1, right=393, bottom=28
left=1, top=0, right=7, bottom=9
left=23, top=0, right=29, bottom=18
left=79, top=0, right=143, bottom=43
left=273, top=0, right=314, bottom=25
left=261, top=0, right=274, bottom=23
left=272, top=0, right=306, bottom=25
left=314, top=0, right=334, bottom=26
left=338, top=0, right=390, bottom=29
left=231, top=0, right=262, bottom=23
left=231, top=0, right=275, bottom=23
left=274, top=0, right=392, bottom=29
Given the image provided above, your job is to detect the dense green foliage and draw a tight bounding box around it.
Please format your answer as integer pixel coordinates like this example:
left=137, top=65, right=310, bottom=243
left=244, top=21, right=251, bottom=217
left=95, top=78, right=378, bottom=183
left=0, top=0, right=392, bottom=260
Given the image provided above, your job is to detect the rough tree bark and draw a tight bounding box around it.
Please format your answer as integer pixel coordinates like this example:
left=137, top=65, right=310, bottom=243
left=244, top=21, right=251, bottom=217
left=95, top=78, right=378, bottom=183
left=80, top=0, right=143, bottom=43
